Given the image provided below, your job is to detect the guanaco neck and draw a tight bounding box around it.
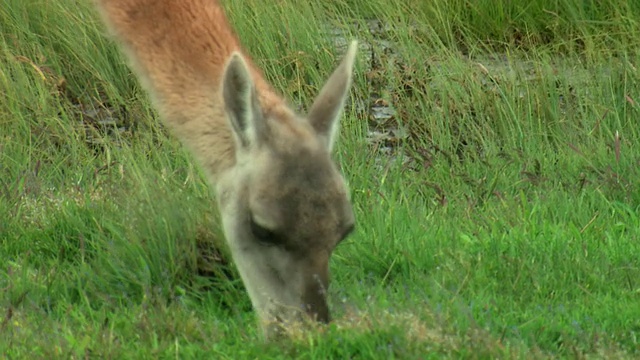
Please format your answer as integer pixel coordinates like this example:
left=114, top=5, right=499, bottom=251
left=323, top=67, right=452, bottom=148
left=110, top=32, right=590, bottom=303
left=96, top=0, right=294, bottom=176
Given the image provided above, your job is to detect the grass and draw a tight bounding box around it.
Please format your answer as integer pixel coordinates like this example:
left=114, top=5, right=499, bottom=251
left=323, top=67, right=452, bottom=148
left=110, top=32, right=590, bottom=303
left=1, top=0, right=639, bottom=358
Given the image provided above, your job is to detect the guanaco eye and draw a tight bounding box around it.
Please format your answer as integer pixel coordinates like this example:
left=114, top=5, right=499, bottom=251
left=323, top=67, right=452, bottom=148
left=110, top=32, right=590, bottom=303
left=249, top=217, right=281, bottom=245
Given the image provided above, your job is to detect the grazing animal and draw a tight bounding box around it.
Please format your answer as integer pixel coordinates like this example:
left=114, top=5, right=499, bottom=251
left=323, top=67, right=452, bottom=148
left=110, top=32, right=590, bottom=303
left=94, top=0, right=357, bottom=338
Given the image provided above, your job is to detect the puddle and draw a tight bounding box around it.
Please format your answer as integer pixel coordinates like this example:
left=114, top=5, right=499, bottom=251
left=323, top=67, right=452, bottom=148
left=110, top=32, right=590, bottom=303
left=324, top=19, right=613, bottom=171
left=70, top=103, right=128, bottom=150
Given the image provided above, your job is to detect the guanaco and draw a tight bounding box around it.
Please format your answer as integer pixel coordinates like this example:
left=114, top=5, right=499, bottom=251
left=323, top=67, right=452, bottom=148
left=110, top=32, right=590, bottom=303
left=94, top=0, right=357, bottom=338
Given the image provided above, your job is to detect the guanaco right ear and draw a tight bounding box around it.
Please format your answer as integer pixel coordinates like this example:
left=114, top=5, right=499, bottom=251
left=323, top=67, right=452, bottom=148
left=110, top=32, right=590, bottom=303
left=307, top=41, right=358, bottom=152
left=223, top=53, right=264, bottom=149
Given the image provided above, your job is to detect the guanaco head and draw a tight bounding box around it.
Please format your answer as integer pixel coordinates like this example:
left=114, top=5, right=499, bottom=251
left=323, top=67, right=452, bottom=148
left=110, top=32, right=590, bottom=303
left=216, top=41, right=358, bottom=338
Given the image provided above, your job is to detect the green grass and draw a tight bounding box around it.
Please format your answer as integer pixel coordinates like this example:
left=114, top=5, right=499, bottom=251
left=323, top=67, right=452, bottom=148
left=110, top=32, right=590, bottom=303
left=2, top=0, right=640, bottom=358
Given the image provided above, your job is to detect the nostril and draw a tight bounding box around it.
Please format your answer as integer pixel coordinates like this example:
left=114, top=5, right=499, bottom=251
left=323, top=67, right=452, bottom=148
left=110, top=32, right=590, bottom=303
left=303, top=294, right=330, bottom=323
left=304, top=266, right=331, bottom=324
left=318, top=310, right=331, bottom=324
left=305, top=304, right=330, bottom=323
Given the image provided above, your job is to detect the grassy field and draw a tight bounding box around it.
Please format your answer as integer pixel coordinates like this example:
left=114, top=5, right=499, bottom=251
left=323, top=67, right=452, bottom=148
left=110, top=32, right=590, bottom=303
left=2, top=0, right=640, bottom=358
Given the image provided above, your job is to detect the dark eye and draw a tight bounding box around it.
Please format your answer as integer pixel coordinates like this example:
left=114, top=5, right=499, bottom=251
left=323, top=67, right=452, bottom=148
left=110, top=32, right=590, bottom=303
left=250, top=217, right=281, bottom=245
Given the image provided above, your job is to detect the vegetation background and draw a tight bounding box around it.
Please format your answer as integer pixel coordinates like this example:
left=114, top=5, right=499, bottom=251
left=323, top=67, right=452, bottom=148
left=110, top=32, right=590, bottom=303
left=1, top=0, right=639, bottom=358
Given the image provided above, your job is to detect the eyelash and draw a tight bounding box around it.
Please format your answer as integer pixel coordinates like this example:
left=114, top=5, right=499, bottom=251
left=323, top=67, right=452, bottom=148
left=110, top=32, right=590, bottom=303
left=249, top=217, right=281, bottom=245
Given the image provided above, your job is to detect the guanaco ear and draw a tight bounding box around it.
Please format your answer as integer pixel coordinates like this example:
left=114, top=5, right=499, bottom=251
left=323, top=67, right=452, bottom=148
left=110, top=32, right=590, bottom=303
left=223, top=52, right=264, bottom=149
left=307, top=40, right=358, bottom=152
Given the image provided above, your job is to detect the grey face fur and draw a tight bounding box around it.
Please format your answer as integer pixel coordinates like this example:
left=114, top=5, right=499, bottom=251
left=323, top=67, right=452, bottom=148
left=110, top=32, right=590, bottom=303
left=217, top=42, right=358, bottom=338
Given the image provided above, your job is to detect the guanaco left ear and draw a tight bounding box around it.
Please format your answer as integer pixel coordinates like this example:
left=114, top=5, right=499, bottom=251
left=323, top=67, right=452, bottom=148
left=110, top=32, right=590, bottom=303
left=223, top=52, right=265, bottom=149
left=307, top=41, right=358, bottom=152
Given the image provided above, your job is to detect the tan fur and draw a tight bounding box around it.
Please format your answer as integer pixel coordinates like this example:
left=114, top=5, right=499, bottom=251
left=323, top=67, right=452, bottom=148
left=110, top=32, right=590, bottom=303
left=94, top=0, right=357, bottom=338
left=95, top=0, right=287, bottom=176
